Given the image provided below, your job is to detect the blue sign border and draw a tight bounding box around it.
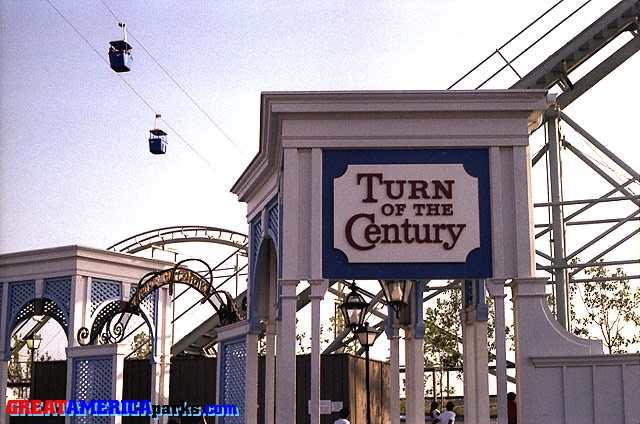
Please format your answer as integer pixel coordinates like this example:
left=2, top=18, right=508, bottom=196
left=322, top=148, right=492, bottom=279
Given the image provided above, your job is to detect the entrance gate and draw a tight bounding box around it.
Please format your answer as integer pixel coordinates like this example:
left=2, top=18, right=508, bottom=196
left=230, top=90, right=551, bottom=424
left=0, top=246, right=241, bottom=423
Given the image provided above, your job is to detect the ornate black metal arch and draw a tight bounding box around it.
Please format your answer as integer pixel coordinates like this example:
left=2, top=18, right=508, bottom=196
left=77, top=259, right=242, bottom=346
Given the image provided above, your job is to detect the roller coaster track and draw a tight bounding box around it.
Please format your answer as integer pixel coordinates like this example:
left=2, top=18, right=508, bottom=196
left=107, top=225, right=248, bottom=254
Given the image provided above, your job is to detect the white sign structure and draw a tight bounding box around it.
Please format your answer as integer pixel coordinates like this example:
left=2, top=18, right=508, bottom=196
left=231, top=90, right=553, bottom=424
left=333, top=163, right=480, bottom=263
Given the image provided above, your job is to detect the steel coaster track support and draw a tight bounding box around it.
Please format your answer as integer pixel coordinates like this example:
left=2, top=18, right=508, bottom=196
left=545, top=107, right=570, bottom=329
left=576, top=227, right=640, bottom=275
left=565, top=208, right=640, bottom=261
left=556, top=30, right=640, bottom=109
left=558, top=111, right=640, bottom=181
left=535, top=176, right=637, bottom=239
left=563, top=143, right=639, bottom=205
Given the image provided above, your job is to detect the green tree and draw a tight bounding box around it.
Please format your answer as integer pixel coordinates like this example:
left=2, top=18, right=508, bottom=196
left=326, top=311, right=358, bottom=354
left=423, top=288, right=462, bottom=404
left=8, top=335, right=29, bottom=398
left=569, top=263, right=640, bottom=353
left=7, top=335, right=52, bottom=398
left=130, top=332, right=152, bottom=359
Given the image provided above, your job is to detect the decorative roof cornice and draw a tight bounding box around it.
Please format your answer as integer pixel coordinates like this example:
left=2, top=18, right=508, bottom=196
left=231, top=90, right=553, bottom=203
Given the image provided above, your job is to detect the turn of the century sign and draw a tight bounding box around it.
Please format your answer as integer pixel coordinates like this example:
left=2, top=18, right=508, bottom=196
left=333, top=163, right=480, bottom=263
left=322, top=149, right=492, bottom=279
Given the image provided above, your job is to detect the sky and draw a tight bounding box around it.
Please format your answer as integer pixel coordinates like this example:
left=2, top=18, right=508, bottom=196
left=2, top=0, right=638, bottom=255
left=1, top=0, right=639, bottom=374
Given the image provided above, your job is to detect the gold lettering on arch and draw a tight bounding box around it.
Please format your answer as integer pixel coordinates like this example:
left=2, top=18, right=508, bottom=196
left=131, top=268, right=212, bottom=308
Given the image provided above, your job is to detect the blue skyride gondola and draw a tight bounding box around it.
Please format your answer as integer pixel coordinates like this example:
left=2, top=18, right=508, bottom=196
left=108, top=40, right=132, bottom=72
left=149, top=114, right=167, bottom=154
left=108, top=23, right=132, bottom=73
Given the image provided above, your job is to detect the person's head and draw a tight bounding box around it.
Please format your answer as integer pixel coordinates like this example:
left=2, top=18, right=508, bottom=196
left=430, top=401, right=439, bottom=411
left=339, top=407, right=350, bottom=419
left=507, top=392, right=516, bottom=401
left=446, top=401, right=455, bottom=411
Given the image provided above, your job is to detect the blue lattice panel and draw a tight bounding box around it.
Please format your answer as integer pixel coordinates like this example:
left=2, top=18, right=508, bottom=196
left=72, top=357, right=112, bottom=424
left=220, top=339, right=246, bottom=424
left=250, top=218, right=263, bottom=269
left=42, top=299, right=68, bottom=332
left=267, top=200, right=279, bottom=241
left=44, top=276, right=72, bottom=319
left=8, top=281, right=35, bottom=322
left=91, top=278, right=122, bottom=315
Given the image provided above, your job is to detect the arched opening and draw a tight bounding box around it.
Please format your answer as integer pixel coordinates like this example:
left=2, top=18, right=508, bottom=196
left=256, top=237, right=278, bottom=322
left=251, top=237, right=278, bottom=424
left=6, top=299, right=69, bottom=404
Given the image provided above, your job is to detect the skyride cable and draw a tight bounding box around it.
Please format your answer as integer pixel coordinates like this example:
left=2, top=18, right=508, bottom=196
left=43, top=0, right=229, bottom=182
left=98, top=0, right=250, bottom=160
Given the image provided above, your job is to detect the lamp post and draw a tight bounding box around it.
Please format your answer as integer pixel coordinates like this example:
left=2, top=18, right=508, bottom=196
left=338, top=284, right=369, bottom=422
left=379, top=279, right=413, bottom=318
left=338, top=281, right=413, bottom=424
left=355, top=322, right=378, bottom=424
left=338, top=284, right=368, bottom=330
left=25, top=334, right=42, bottom=399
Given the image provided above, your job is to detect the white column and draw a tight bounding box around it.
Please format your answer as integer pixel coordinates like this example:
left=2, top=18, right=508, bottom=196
left=150, top=357, right=171, bottom=424
left=0, top=359, right=8, bottom=422
left=275, top=279, right=298, bottom=423
left=461, top=309, right=490, bottom=424
left=461, top=312, right=477, bottom=424
left=388, top=326, right=401, bottom=424
left=487, top=279, right=508, bottom=424
left=35, top=278, right=44, bottom=298
left=151, top=287, right=173, bottom=408
left=309, top=280, right=328, bottom=424
left=264, top=321, right=277, bottom=424
left=69, top=275, right=88, bottom=348
left=245, top=332, right=259, bottom=423
left=404, top=325, right=424, bottom=424
left=403, top=328, right=414, bottom=423
left=512, top=145, right=536, bottom=277
left=113, top=346, right=124, bottom=424
left=66, top=344, right=126, bottom=424
left=473, top=320, right=489, bottom=424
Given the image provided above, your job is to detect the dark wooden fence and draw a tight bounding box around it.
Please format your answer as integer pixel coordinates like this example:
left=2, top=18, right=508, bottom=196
left=12, top=353, right=388, bottom=424
left=169, top=357, right=217, bottom=424
left=293, top=354, right=389, bottom=424
left=122, top=359, right=152, bottom=424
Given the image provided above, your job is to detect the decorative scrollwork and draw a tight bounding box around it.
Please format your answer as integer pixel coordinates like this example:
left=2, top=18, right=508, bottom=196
left=77, top=299, right=126, bottom=346
left=76, top=259, right=242, bottom=346
left=99, top=315, right=127, bottom=345
left=77, top=326, right=90, bottom=345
